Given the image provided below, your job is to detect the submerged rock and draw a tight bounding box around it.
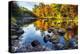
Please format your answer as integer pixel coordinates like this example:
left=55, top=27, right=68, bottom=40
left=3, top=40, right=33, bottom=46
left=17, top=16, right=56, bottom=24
left=26, top=40, right=49, bottom=52
left=31, top=40, right=41, bottom=47
left=43, top=35, right=50, bottom=43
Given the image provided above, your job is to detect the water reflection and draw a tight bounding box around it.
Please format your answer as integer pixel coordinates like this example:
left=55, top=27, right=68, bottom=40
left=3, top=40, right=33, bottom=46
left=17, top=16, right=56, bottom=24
left=20, top=24, right=53, bottom=49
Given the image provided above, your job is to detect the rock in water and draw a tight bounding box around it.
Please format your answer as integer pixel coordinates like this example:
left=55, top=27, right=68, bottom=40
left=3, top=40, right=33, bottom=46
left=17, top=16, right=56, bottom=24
left=31, top=40, right=41, bottom=47
left=43, top=35, right=50, bottom=43
left=11, top=24, right=24, bottom=40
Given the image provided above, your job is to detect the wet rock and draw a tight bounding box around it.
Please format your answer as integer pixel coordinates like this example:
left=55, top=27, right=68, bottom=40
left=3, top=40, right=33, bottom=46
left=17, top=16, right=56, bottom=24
left=30, top=40, right=48, bottom=51
left=50, top=34, right=60, bottom=44
left=16, top=40, right=48, bottom=52
left=67, top=26, right=72, bottom=31
left=43, top=35, right=50, bottom=43
left=10, top=24, right=24, bottom=53
left=16, top=28, right=24, bottom=36
left=69, top=38, right=78, bottom=49
left=31, top=40, right=41, bottom=47
left=48, top=28, right=53, bottom=33
left=11, top=24, right=24, bottom=39
left=11, top=39, right=20, bottom=53
left=25, top=44, right=33, bottom=52
left=16, top=46, right=28, bottom=52
left=56, top=43, right=64, bottom=50
left=11, top=35, right=18, bottom=39
left=58, top=28, right=65, bottom=36
left=32, top=45, right=44, bottom=51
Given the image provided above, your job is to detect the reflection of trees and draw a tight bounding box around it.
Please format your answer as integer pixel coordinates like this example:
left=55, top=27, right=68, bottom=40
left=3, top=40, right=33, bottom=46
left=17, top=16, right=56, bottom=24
left=10, top=1, right=38, bottom=26
left=33, top=3, right=78, bottom=31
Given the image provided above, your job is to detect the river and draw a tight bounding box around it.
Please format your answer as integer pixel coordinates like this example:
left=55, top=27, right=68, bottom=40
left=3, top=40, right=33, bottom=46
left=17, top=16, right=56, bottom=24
left=19, top=24, right=53, bottom=50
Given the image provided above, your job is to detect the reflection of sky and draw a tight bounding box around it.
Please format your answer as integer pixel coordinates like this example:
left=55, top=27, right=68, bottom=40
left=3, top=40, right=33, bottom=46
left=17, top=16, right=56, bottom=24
left=17, top=1, right=39, bottom=11
left=20, top=24, right=53, bottom=49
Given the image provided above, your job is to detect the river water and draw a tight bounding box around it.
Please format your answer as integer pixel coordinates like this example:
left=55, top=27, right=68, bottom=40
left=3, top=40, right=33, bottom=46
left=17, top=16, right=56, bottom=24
left=19, top=24, right=53, bottom=50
